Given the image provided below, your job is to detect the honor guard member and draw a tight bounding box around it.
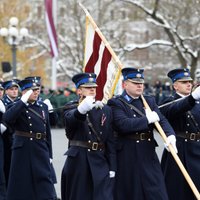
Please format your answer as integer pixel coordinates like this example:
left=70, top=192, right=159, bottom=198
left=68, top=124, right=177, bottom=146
left=3, top=78, right=57, bottom=200
left=107, top=67, right=177, bottom=200
left=0, top=81, right=6, bottom=200
left=2, top=79, right=20, bottom=107
left=61, top=72, right=116, bottom=200
left=25, top=76, right=58, bottom=185
left=160, top=68, right=200, bottom=200
left=25, top=76, right=58, bottom=127
left=1, top=79, right=20, bottom=187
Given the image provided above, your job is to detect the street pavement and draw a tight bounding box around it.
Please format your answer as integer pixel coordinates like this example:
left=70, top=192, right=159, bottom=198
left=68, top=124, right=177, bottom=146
left=51, top=128, right=67, bottom=198
left=51, top=128, right=165, bottom=198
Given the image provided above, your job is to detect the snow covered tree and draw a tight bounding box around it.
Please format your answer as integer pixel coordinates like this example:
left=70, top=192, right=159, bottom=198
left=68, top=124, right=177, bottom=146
left=120, top=0, right=200, bottom=78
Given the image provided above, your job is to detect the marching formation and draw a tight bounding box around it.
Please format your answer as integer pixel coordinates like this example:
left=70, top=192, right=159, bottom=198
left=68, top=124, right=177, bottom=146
left=1, top=67, right=200, bottom=200
left=0, top=0, right=199, bottom=199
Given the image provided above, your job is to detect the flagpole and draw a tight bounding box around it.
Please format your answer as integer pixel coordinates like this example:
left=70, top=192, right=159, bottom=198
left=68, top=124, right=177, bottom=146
left=79, top=3, right=122, bottom=97
left=52, top=0, right=57, bottom=90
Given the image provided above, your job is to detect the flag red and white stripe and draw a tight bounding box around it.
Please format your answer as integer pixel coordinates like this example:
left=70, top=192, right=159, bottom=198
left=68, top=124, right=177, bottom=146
left=45, top=0, right=58, bottom=58
left=84, top=16, right=121, bottom=102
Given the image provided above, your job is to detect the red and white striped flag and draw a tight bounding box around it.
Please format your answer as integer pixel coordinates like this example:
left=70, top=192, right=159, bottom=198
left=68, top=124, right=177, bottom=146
left=84, top=16, right=121, bottom=102
left=45, top=0, right=58, bottom=58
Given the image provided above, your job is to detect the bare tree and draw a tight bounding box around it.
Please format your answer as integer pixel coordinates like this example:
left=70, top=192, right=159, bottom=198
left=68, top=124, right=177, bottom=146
left=120, top=0, right=200, bottom=77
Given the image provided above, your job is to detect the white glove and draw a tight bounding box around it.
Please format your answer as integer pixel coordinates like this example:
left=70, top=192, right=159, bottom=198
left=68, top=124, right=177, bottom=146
left=95, top=101, right=104, bottom=109
left=0, top=123, right=7, bottom=134
left=43, top=99, right=53, bottom=113
left=145, top=109, right=160, bottom=124
left=192, top=86, right=200, bottom=100
left=164, top=135, right=178, bottom=153
left=77, top=96, right=95, bottom=114
left=50, top=158, right=53, bottom=164
left=0, top=100, right=5, bottom=113
left=21, top=90, right=33, bottom=103
left=109, top=171, right=115, bottom=178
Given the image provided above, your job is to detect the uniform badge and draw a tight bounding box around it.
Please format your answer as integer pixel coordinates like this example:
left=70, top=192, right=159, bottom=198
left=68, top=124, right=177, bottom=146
left=136, top=73, right=142, bottom=78
left=42, top=110, right=46, bottom=120
left=88, top=78, right=94, bottom=82
left=101, top=113, right=106, bottom=126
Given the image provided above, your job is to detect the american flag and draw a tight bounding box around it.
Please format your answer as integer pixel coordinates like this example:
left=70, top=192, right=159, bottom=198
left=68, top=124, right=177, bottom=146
left=45, top=0, right=58, bottom=58
left=83, top=16, right=121, bottom=103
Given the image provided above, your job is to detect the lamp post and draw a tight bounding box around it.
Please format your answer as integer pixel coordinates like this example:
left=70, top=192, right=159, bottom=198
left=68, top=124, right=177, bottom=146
left=0, top=17, right=28, bottom=77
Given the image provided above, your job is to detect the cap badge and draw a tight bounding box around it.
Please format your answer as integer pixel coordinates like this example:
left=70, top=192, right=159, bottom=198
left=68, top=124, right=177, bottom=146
left=136, top=73, right=142, bottom=78
left=88, top=78, right=94, bottom=82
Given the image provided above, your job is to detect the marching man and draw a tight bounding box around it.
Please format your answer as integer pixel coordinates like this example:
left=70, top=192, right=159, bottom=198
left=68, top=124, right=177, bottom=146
left=61, top=72, right=116, bottom=200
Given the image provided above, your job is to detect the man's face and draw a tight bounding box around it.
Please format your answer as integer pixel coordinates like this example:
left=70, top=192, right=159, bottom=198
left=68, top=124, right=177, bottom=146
left=22, top=88, right=40, bottom=103
left=5, top=86, right=19, bottom=100
left=123, top=80, right=144, bottom=98
left=173, top=81, right=192, bottom=96
left=77, top=86, right=96, bottom=99
left=0, top=89, right=4, bottom=99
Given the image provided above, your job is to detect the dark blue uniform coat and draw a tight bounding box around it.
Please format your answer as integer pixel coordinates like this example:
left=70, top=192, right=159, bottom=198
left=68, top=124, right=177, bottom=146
left=0, top=134, right=6, bottom=200
left=0, top=111, right=6, bottom=200
left=0, top=136, right=6, bottom=200
left=3, top=99, right=56, bottom=200
left=1, top=95, right=19, bottom=187
left=160, top=93, right=200, bottom=200
left=38, top=98, right=58, bottom=184
left=61, top=102, right=116, bottom=200
left=107, top=92, right=175, bottom=200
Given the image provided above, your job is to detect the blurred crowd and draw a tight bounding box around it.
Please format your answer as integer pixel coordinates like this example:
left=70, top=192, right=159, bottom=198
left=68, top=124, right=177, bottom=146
left=143, top=80, right=174, bottom=105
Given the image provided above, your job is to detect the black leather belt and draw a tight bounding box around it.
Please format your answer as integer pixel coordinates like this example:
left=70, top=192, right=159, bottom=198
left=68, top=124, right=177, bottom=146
left=119, top=132, right=152, bottom=140
left=15, top=131, right=46, bottom=140
left=176, top=132, right=200, bottom=141
left=70, top=140, right=105, bottom=151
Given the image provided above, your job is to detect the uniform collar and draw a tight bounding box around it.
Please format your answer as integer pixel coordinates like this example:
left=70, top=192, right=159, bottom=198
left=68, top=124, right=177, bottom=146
left=4, top=95, right=13, bottom=103
left=176, top=92, right=189, bottom=98
left=122, top=91, right=139, bottom=103
left=26, top=100, right=40, bottom=106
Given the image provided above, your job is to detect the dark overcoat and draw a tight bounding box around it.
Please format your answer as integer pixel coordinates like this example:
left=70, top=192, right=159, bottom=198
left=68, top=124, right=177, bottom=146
left=3, top=99, right=56, bottom=200
left=0, top=108, right=6, bottom=200
left=160, top=93, right=200, bottom=200
left=0, top=127, right=6, bottom=200
left=1, top=95, right=18, bottom=186
left=61, top=102, right=116, bottom=200
left=107, top=92, right=175, bottom=200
